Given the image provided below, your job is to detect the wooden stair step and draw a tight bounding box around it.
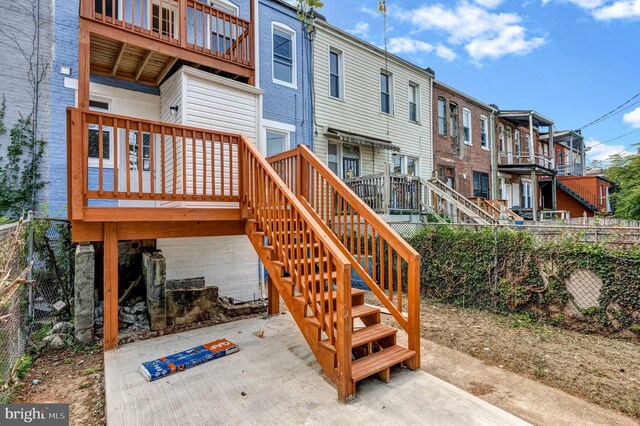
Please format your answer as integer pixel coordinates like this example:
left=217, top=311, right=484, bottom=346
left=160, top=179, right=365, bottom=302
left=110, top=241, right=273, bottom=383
left=319, top=323, right=398, bottom=353
left=306, top=303, right=380, bottom=329
left=282, top=270, right=338, bottom=287
left=351, top=345, right=415, bottom=382
left=293, top=287, right=365, bottom=306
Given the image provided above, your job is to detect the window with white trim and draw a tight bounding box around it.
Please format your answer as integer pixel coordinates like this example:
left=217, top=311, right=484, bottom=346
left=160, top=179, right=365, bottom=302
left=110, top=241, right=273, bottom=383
left=462, top=108, right=472, bottom=145
left=328, top=142, right=339, bottom=175
left=391, top=155, right=419, bottom=176
left=329, top=48, right=343, bottom=99
left=272, top=23, right=296, bottom=87
left=266, top=130, right=289, bottom=157
left=380, top=70, right=393, bottom=114
left=514, top=130, right=521, bottom=156
left=408, top=83, right=419, bottom=122
left=88, top=99, right=113, bottom=168
left=437, top=97, right=447, bottom=136
left=208, top=0, right=239, bottom=52
left=480, top=116, right=488, bottom=149
left=498, top=124, right=505, bottom=152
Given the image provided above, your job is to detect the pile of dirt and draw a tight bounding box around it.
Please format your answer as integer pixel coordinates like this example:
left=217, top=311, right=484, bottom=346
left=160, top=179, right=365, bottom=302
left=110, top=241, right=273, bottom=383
left=12, top=348, right=105, bottom=425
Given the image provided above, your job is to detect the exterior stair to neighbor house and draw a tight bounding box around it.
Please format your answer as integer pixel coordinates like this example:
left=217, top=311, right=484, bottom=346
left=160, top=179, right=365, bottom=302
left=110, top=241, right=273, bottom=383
left=469, top=197, right=524, bottom=223
left=421, top=178, right=498, bottom=225
left=66, top=109, right=421, bottom=402
left=556, top=180, right=599, bottom=212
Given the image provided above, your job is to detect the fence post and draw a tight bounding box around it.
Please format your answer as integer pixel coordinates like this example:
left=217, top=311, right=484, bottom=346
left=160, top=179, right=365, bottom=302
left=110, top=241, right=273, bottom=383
left=27, top=210, right=34, bottom=320
left=383, top=163, right=390, bottom=215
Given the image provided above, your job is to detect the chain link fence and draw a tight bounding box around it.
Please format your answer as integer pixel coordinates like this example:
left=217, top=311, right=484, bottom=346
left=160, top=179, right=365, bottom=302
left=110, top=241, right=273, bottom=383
left=0, top=216, right=74, bottom=401
left=391, top=221, right=640, bottom=335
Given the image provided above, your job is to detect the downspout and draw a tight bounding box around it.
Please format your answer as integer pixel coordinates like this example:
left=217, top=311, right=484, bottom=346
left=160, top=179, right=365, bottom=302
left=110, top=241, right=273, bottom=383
left=253, top=0, right=266, bottom=304
left=529, top=113, right=537, bottom=221
left=490, top=110, right=497, bottom=200
left=429, top=76, right=434, bottom=178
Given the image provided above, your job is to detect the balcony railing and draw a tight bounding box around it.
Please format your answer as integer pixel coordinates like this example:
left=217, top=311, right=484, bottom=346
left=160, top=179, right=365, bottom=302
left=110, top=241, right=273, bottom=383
left=498, top=153, right=554, bottom=170
left=81, top=0, right=254, bottom=69
left=556, top=162, right=584, bottom=176
left=67, top=107, right=241, bottom=219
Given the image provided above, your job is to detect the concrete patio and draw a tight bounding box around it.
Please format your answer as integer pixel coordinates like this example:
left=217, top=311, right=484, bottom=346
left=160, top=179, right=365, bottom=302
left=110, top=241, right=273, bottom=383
left=104, top=313, right=529, bottom=425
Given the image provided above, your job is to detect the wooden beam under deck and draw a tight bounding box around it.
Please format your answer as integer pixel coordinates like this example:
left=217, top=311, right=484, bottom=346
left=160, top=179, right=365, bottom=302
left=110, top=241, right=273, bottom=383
left=80, top=207, right=242, bottom=223
left=72, top=220, right=247, bottom=242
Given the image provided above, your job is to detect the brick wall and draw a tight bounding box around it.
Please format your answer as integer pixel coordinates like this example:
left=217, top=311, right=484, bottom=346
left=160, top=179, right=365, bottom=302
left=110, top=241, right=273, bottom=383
left=432, top=83, right=493, bottom=198
left=258, top=0, right=313, bottom=148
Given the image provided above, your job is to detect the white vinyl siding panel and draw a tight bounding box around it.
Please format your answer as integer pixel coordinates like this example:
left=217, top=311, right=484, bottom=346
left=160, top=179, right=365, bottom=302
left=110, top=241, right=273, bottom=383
left=157, top=66, right=262, bottom=303
left=312, top=23, right=433, bottom=180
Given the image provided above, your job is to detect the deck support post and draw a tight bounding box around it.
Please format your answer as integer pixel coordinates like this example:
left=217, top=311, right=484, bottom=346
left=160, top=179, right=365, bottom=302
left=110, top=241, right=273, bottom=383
left=405, top=254, right=421, bottom=370
left=267, top=277, right=279, bottom=315
left=336, top=265, right=354, bottom=402
left=103, top=222, right=119, bottom=350
left=78, top=27, right=90, bottom=110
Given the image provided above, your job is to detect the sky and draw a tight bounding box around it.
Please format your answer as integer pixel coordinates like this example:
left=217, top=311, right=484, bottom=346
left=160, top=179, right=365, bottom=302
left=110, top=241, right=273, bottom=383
left=302, top=0, right=640, bottom=163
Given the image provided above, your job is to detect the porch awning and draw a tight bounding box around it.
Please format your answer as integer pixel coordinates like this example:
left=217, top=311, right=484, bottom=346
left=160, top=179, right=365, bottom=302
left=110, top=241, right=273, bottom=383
left=325, top=127, right=401, bottom=152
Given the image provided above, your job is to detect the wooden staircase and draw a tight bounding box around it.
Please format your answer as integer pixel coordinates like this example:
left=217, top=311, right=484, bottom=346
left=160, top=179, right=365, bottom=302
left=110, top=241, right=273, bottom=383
left=241, top=140, right=421, bottom=401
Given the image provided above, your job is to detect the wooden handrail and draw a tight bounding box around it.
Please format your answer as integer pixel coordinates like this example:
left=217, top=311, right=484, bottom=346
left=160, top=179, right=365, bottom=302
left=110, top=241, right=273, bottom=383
left=79, top=0, right=254, bottom=70
left=241, top=138, right=353, bottom=395
left=268, top=145, right=421, bottom=368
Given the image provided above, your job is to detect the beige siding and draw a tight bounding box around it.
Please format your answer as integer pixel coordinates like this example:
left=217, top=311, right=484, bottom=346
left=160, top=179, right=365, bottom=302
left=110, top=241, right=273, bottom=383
left=313, top=22, right=433, bottom=180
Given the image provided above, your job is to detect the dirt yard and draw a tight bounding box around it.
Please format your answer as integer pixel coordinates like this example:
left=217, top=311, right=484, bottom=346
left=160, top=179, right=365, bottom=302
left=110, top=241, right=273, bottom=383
left=366, top=294, right=640, bottom=421
left=12, top=347, right=105, bottom=426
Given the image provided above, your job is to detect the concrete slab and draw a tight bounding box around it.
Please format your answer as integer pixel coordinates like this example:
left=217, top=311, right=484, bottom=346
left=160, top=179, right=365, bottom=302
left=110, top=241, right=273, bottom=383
left=105, top=314, right=529, bottom=426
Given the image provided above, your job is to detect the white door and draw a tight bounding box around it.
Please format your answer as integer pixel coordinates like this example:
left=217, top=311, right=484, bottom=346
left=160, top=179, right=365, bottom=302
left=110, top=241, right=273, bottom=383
left=504, top=184, right=512, bottom=208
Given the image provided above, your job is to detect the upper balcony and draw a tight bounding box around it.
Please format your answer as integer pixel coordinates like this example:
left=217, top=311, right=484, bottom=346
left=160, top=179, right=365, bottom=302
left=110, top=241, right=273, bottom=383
left=498, top=152, right=555, bottom=176
left=80, top=0, right=254, bottom=86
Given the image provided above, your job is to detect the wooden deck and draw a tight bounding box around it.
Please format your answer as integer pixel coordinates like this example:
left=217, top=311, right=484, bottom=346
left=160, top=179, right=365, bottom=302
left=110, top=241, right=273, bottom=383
left=80, top=0, right=254, bottom=85
left=67, top=109, right=421, bottom=401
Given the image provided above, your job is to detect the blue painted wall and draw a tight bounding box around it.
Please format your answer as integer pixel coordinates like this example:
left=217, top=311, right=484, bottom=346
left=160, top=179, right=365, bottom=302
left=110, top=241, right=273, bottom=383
left=258, top=0, right=313, bottom=149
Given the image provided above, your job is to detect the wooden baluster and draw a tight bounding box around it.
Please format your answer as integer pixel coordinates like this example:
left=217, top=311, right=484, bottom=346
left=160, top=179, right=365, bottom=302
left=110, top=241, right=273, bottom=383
left=150, top=124, right=155, bottom=194
left=171, top=127, right=177, bottom=198
left=98, top=115, right=104, bottom=195
left=201, top=3, right=206, bottom=50
left=182, top=129, right=187, bottom=198
left=327, top=259, right=334, bottom=345
left=203, top=135, right=207, bottom=197
left=125, top=120, right=131, bottom=196
left=192, top=3, right=197, bottom=47
left=211, top=135, right=217, bottom=198
left=214, top=9, right=219, bottom=55
left=160, top=126, right=165, bottom=197
left=137, top=127, right=142, bottom=196
left=220, top=137, right=226, bottom=199
left=397, top=254, right=402, bottom=311
left=192, top=131, right=196, bottom=196
left=101, top=0, right=106, bottom=21
left=113, top=118, right=119, bottom=197
left=229, top=137, right=234, bottom=198
left=364, top=222, right=369, bottom=275
left=387, top=244, right=393, bottom=300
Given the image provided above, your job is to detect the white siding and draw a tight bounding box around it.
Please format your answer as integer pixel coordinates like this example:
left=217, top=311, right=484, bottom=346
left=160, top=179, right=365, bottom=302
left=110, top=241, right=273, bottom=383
left=157, top=66, right=262, bottom=303
left=313, top=22, right=433, bottom=180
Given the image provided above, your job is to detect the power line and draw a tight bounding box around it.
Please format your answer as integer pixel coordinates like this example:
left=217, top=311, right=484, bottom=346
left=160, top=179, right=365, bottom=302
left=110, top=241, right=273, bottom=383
left=586, top=128, right=640, bottom=149
left=577, top=91, right=640, bottom=130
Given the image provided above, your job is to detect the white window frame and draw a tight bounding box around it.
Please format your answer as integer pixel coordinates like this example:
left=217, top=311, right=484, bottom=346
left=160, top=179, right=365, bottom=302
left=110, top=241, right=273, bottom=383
left=480, top=115, right=488, bottom=150
left=209, top=0, right=238, bottom=14
left=408, top=82, right=420, bottom=123
left=88, top=97, right=114, bottom=169
left=514, top=130, right=521, bottom=156
left=521, top=180, right=532, bottom=209
left=498, top=124, right=505, bottom=152
left=391, top=154, right=419, bottom=176
left=462, top=108, right=472, bottom=145
left=437, top=97, right=447, bottom=136
left=262, top=119, right=294, bottom=157
left=379, top=69, right=394, bottom=115
left=328, top=46, right=344, bottom=100
left=271, top=22, right=297, bottom=89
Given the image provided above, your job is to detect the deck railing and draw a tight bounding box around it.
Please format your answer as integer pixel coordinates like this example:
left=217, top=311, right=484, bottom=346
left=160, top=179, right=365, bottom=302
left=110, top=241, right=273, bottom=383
left=498, top=153, right=554, bottom=170
left=80, top=0, right=254, bottom=69
left=241, top=138, right=354, bottom=397
left=268, top=145, right=421, bottom=369
left=67, top=107, right=241, bottom=218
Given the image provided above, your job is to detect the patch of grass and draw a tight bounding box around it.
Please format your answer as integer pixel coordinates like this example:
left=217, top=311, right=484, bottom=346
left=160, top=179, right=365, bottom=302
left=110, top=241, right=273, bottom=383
left=510, top=312, right=537, bottom=328
left=31, top=324, right=52, bottom=341
left=14, top=355, right=32, bottom=381
left=532, top=366, right=546, bottom=378
left=79, top=383, right=89, bottom=389
left=63, top=358, right=71, bottom=364
left=82, top=367, right=102, bottom=375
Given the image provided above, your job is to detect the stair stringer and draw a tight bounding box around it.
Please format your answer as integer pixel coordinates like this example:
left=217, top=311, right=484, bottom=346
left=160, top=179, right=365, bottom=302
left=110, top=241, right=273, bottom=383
left=244, top=221, right=342, bottom=388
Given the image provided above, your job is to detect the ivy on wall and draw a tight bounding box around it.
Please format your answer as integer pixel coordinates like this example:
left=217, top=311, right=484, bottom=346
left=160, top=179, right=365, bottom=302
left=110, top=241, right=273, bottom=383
left=406, top=226, right=640, bottom=335
left=0, top=96, right=46, bottom=219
